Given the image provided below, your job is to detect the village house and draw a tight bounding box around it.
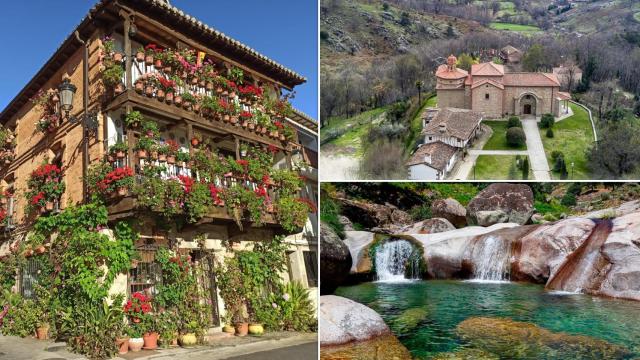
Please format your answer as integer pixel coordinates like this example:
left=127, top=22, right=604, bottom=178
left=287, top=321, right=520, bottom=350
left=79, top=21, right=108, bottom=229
left=0, top=0, right=318, bottom=332
left=406, top=107, right=482, bottom=180
left=436, top=54, right=563, bottom=119
left=500, top=45, right=523, bottom=64
left=553, top=64, right=583, bottom=91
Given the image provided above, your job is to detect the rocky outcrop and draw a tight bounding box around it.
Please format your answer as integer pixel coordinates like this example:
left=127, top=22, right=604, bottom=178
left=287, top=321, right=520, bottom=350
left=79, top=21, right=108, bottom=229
left=339, top=198, right=412, bottom=232
left=320, top=223, right=352, bottom=294
left=456, top=317, right=632, bottom=359
left=596, top=212, right=640, bottom=301
left=342, top=231, right=375, bottom=274
left=467, top=184, right=534, bottom=226
left=581, top=200, right=640, bottom=219
left=338, top=215, right=354, bottom=231
left=511, top=218, right=595, bottom=283
left=403, top=218, right=456, bottom=234
left=432, top=198, right=467, bottom=228
left=320, top=295, right=411, bottom=360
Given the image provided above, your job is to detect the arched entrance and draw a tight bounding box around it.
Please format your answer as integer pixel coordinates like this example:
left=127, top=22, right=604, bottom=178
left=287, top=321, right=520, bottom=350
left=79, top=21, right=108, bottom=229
left=523, top=104, right=532, bottom=114
left=515, top=92, right=538, bottom=116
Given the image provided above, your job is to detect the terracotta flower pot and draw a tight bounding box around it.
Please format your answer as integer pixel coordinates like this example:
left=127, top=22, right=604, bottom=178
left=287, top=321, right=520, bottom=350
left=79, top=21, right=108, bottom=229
left=248, top=123, right=256, bottom=130
left=151, top=151, right=158, bottom=160
left=230, top=116, right=238, bottom=124
left=280, top=134, right=286, bottom=141
left=145, top=55, right=154, bottom=65
left=154, top=59, right=163, bottom=68
left=222, top=325, right=235, bottom=334
left=116, top=337, right=129, bottom=354
left=234, top=323, right=249, bottom=337
left=36, top=326, right=49, bottom=340
left=191, top=77, right=198, bottom=85
left=174, top=95, right=183, bottom=106
left=167, top=155, right=176, bottom=164
left=193, top=103, right=201, bottom=112
left=261, top=127, right=267, bottom=134
left=223, top=115, right=230, bottom=122
left=158, top=154, right=167, bottom=162
left=35, top=245, right=46, bottom=254
left=191, top=138, right=199, bottom=147
left=0, top=197, right=6, bottom=205
left=229, top=91, right=236, bottom=98
left=199, top=79, right=206, bottom=87
left=166, top=92, right=174, bottom=104
left=113, top=52, right=124, bottom=62
left=163, top=66, right=172, bottom=74
left=114, top=83, right=125, bottom=95
left=116, top=151, right=125, bottom=159
left=136, top=52, right=145, bottom=62
left=143, top=332, right=159, bottom=350
left=145, top=86, right=154, bottom=97
left=45, top=201, right=54, bottom=211
left=138, top=149, right=148, bottom=159
left=156, top=89, right=166, bottom=101
left=216, top=86, right=223, bottom=94
left=129, top=338, right=144, bottom=352
left=117, top=187, right=127, bottom=197
left=135, top=81, right=144, bottom=93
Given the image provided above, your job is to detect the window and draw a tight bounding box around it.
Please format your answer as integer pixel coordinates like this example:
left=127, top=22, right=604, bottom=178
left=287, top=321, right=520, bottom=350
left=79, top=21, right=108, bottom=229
left=428, top=137, right=432, bottom=141
left=485, top=93, right=490, bottom=99
left=21, top=257, right=43, bottom=299
left=303, top=251, right=318, bottom=287
left=129, top=248, right=162, bottom=296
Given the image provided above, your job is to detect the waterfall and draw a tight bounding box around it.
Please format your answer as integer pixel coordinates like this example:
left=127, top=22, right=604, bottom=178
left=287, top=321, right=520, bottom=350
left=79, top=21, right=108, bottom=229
left=470, top=236, right=511, bottom=282
left=375, top=240, right=420, bottom=282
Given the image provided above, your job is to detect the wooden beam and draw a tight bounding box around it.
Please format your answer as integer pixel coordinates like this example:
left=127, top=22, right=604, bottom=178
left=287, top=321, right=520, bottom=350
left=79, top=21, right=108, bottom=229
left=123, top=13, right=133, bottom=90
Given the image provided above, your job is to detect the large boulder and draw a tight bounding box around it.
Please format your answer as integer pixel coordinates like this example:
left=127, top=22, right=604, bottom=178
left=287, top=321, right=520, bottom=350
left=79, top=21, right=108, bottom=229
left=319, top=295, right=392, bottom=345
left=342, top=231, right=376, bottom=274
left=431, top=198, right=467, bottom=228
left=320, top=223, right=352, bottom=294
left=320, top=295, right=411, bottom=360
left=419, top=218, right=456, bottom=234
left=467, top=184, right=534, bottom=226
left=339, top=198, right=412, bottom=231
left=338, top=215, right=355, bottom=231
left=597, top=212, right=640, bottom=301
left=512, top=218, right=595, bottom=283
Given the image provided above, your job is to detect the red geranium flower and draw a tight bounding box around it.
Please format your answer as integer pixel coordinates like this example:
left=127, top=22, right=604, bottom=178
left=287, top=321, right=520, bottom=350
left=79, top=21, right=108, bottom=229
left=239, top=111, right=253, bottom=119
left=236, top=159, right=249, bottom=167
left=178, top=175, right=194, bottom=193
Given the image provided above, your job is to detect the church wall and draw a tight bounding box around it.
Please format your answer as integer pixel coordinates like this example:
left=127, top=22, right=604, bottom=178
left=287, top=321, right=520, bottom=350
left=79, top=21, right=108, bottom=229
left=503, top=86, right=556, bottom=116
left=471, top=84, right=503, bottom=119
left=437, top=89, right=466, bottom=109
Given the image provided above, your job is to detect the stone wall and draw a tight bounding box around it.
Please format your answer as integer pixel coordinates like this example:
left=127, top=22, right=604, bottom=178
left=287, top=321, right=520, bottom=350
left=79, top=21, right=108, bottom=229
left=437, top=89, right=466, bottom=109
left=503, top=86, right=557, bottom=117
left=471, top=84, right=504, bottom=119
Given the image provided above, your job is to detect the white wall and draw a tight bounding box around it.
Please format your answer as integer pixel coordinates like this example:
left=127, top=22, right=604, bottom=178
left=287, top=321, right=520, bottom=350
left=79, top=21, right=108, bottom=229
left=408, top=163, right=440, bottom=180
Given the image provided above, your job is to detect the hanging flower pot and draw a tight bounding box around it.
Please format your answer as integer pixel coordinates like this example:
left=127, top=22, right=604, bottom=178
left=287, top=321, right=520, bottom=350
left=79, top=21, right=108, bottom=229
left=134, top=81, right=144, bottom=93
left=145, top=54, right=154, bottom=65
left=191, top=77, right=198, bottom=85
left=151, top=151, right=158, bottom=160
left=136, top=51, right=145, bottom=62
left=143, top=332, right=159, bottom=350
left=114, top=83, right=125, bottom=95
left=145, top=85, right=154, bottom=97
left=191, top=138, right=199, bottom=147
left=137, top=149, right=148, bottom=159
left=167, top=155, right=176, bottom=164
left=166, top=92, right=174, bottom=104
left=156, top=89, right=166, bottom=101
left=117, top=187, right=127, bottom=197
left=279, top=134, right=286, bottom=141
left=154, top=59, right=163, bottom=69
left=158, top=154, right=167, bottom=162
left=113, top=52, right=124, bottom=62
left=230, top=116, right=238, bottom=125
left=248, top=122, right=256, bottom=130
left=45, top=201, right=54, bottom=211
left=193, top=103, right=201, bottom=112
left=174, top=95, right=183, bottom=107
left=163, top=66, right=172, bottom=74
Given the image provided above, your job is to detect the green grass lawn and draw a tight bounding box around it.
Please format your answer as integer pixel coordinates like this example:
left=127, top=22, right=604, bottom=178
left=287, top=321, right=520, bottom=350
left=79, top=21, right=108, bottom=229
left=482, top=121, right=527, bottom=150
left=490, top=22, right=541, bottom=33
left=406, top=95, right=437, bottom=151
left=471, top=155, right=533, bottom=180
left=540, top=103, right=594, bottom=180
left=321, top=107, right=387, bottom=156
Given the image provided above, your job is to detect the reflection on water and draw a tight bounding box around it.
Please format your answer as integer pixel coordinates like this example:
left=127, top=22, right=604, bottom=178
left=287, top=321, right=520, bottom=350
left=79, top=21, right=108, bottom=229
left=335, top=280, right=640, bottom=359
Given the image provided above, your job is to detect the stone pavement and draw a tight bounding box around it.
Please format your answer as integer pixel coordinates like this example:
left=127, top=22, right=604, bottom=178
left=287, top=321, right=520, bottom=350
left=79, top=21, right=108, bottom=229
left=0, top=332, right=317, bottom=360
left=521, top=118, right=551, bottom=180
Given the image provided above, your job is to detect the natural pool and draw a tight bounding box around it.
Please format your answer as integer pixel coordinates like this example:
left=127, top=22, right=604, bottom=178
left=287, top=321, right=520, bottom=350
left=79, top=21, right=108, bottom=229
left=335, top=280, right=640, bottom=359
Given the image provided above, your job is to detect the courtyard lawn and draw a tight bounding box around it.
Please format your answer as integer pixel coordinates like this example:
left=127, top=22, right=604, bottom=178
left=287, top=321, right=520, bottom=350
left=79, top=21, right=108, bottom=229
left=490, top=22, right=541, bottom=34
left=540, top=103, right=594, bottom=180
left=471, top=155, right=533, bottom=180
left=482, top=121, right=527, bottom=150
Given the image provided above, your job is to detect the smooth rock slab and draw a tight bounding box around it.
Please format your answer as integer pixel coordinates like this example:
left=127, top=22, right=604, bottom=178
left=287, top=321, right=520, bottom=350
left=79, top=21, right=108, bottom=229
left=456, top=317, right=632, bottom=359
left=598, top=212, right=640, bottom=301
left=432, top=198, right=467, bottom=228
left=319, top=295, right=391, bottom=346
left=467, top=183, right=534, bottom=226
left=320, top=223, right=352, bottom=294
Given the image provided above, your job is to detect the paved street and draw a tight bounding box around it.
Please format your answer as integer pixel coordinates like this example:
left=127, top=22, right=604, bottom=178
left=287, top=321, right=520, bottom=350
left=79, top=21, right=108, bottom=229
left=522, top=118, right=551, bottom=180
left=212, top=342, right=316, bottom=360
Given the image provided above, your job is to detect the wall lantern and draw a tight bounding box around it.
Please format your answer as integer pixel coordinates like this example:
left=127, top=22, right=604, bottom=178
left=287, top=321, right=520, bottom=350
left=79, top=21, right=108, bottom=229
left=58, top=78, right=77, bottom=119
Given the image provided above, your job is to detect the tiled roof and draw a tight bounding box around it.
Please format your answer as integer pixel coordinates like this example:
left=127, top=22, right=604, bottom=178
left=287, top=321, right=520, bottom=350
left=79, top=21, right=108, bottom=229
left=503, top=73, right=560, bottom=87
left=435, top=64, right=469, bottom=79
left=422, top=108, right=483, bottom=141
left=557, top=91, right=572, bottom=100
left=471, top=62, right=504, bottom=76
left=406, top=141, right=457, bottom=170
left=501, top=45, right=521, bottom=55
left=471, top=79, right=504, bottom=90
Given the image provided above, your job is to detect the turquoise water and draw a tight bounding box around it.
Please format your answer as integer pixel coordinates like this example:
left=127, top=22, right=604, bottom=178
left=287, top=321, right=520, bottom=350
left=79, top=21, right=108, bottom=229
left=335, top=280, right=640, bottom=359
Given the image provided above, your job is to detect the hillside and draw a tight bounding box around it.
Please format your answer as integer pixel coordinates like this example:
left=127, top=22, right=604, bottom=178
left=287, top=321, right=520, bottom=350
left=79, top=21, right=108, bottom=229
left=551, top=0, right=640, bottom=35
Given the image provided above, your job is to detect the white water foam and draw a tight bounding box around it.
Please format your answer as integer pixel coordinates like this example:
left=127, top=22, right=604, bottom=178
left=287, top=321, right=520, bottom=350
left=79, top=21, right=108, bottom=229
left=375, top=240, right=420, bottom=282
left=470, top=236, right=511, bottom=282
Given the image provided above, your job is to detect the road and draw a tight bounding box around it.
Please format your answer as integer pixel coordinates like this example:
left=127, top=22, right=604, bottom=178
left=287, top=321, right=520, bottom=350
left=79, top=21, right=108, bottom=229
left=221, top=342, right=317, bottom=360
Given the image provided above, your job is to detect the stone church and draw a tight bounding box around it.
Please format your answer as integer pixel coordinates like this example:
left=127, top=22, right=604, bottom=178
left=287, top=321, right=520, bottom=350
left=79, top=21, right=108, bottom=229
left=436, top=55, right=563, bottom=119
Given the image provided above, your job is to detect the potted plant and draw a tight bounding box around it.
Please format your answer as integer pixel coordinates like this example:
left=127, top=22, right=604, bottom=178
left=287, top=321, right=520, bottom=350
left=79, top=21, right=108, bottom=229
left=36, top=320, right=50, bottom=340
left=97, top=166, right=134, bottom=197
left=157, top=144, right=169, bottom=162
left=123, top=110, right=144, bottom=129
left=181, top=92, right=196, bottom=111
left=109, top=141, right=128, bottom=160
left=115, top=333, right=129, bottom=355
left=179, top=321, right=198, bottom=347
left=240, top=143, right=249, bottom=158
left=248, top=323, right=264, bottom=336
left=176, top=151, right=191, bottom=168
left=135, top=46, right=145, bottom=62
left=102, top=63, right=125, bottom=95
left=135, top=137, right=154, bottom=159
left=190, top=133, right=202, bottom=147
left=142, top=317, right=159, bottom=350
left=165, top=140, right=180, bottom=164
left=142, top=119, right=159, bottom=138
left=144, top=44, right=158, bottom=65
left=127, top=326, right=144, bottom=352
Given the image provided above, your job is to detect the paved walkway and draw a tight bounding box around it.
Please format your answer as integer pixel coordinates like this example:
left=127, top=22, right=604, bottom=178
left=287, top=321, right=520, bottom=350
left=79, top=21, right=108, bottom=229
left=468, top=149, right=528, bottom=155
left=522, top=118, right=551, bottom=180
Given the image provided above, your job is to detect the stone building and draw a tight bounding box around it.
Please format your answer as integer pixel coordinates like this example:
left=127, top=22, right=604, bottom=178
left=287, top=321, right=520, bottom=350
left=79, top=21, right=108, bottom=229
left=436, top=55, right=563, bottom=119
left=0, top=0, right=318, bottom=329
left=500, top=45, right=523, bottom=64
left=406, top=107, right=482, bottom=180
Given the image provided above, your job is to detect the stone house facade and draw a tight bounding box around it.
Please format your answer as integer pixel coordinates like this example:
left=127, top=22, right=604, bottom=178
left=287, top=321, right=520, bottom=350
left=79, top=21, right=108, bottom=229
left=436, top=55, right=563, bottom=119
left=0, top=0, right=318, bottom=328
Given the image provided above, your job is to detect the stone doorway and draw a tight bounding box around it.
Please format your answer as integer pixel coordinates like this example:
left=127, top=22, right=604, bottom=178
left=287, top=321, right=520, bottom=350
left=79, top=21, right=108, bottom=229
left=523, top=104, right=532, bottom=114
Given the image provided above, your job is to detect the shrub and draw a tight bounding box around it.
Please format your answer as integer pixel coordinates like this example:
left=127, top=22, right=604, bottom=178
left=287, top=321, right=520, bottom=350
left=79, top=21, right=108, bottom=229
left=387, top=101, right=409, bottom=122
left=506, top=127, right=526, bottom=147
left=561, top=192, right=577, bottom=206
left=320, top=31, right=329, bottom=40
left=546, top=128, right=554, bottom=138
left=507, top=116, right=522, bottom=128
left=540, top=113, right=555, bottom=128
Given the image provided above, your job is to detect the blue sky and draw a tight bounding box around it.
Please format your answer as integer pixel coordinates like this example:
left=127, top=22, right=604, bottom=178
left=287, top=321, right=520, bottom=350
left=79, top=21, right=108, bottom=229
left=0, top=0, right=318, bottom=119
